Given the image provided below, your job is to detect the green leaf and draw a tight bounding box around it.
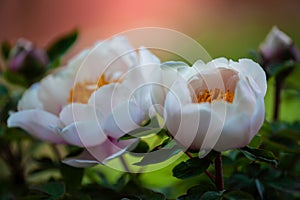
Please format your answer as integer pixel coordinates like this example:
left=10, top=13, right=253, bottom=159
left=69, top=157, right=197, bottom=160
left=133, top=141, right=181, bottom=166
left=266, top=178, right=300, bottom=194
left=150, top=137, right=172, bottom=152
left=113, top=174, right=130, bottom=191
left=239, top=146, right=278, bottom=166
left=119, top=117, right=165, bottom=141
left=131, top=140, right=149, bottom=153
left=119, top=128, right=165, bottom=140
left=248, top=134, right=262, bottom=148
left=46, top=29, right=78, bottom=66
left=60, top=163, right=84, bottom=192
left=177, top=182, right=216, bottom=200
left=255, top=179, right=264, bottom=199
left=1, top=41, right=11, bottom=60
left=3, top=70, right=27, bottom=86
left=172, top=157, right=211, bottom=179
left=31, top=182, right=65, bottom=200
left=200, top=191, right=223, bottom=200
left=223, top=190, right=254, bottom=200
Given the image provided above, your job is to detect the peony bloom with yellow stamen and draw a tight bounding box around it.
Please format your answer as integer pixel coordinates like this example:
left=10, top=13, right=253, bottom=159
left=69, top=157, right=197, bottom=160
left=7, top=36, right=160, bottom=167
left=164, top=58, right=267, bottom=153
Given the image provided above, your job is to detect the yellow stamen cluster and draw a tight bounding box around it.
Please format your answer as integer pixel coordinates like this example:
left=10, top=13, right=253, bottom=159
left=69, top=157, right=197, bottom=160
left=196, top=88, right=234, bottom=103
left=68, top=74, right=120, bottom=104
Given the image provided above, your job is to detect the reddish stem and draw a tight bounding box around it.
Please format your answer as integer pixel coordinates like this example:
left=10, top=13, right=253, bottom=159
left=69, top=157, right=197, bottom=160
left=214, top=152, right=224, bottom=191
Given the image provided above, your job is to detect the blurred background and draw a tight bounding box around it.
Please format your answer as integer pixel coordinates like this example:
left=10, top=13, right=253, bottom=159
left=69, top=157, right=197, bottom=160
left=1, top=0, right=300, bottom=60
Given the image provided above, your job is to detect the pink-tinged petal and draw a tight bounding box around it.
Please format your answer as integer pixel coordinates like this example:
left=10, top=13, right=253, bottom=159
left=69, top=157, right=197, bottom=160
left=59, top=103, right=104, bottom=126
left=38, top=70, right=74, bottom=115
left=230, top=59, right=267, bottom=95
left=18, top=84, right=43, bottom=110
left=102, top=101, right=145, bottom=139
left=61, top=121, right=106, bottom=147
left=62, top=150, right=99, bottom=168
left=88, top=83, right=130, bottom=119
left=7, top=110, right=65, bottom=143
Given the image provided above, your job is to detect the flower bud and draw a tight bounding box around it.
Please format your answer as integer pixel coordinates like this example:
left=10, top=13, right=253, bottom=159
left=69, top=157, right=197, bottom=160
left=259, top=27, right=300, bottom=79
left=8, top=38, right=48, bottom=79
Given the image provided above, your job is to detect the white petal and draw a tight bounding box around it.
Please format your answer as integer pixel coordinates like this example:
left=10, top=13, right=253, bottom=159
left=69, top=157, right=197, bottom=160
left=7, top=110, right=65, bottom=143
left=102, top=101, right=145, bottom=139
left=88, top=83, right=131, bottom=119
left=61, top=121, right=107, bottom=147
left=138, top=47, right=160, bottom=66
left=151, top=62, right=191, bottom=116
left=166, top=103, right=223, bottom=151
left=213, top=112, right=252, bottom=151
left=18, top=84, right=43, bottom=110
left=59, top=103, right=103, bottom=126
left=62, top=150, right=99, bottom=168
left=76, top=36, right=138, bottom=83
left=38, top=69, right=74, bottom=115
left=230, top=59, right=267, bottom=95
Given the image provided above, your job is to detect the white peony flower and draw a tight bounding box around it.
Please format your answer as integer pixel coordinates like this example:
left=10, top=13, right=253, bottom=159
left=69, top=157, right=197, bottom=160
left=164, top=58, right=267, bottom=154
left=7, top=36, right=160, bottom=167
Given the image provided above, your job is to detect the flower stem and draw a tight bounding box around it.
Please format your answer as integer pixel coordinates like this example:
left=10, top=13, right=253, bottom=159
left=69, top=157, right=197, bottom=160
left=214, top=152, right=224, bottom=191
left=273, top=78, right=282, bottom=122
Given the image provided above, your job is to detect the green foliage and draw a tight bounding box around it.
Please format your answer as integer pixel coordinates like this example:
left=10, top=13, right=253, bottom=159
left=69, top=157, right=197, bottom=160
left=46, top=29, right=78, bottom=69
left=172, top=157, right=211, bottom=179
left=239, top=146, right=278, bottom=166
left=1, top=41, right=11, bottom=60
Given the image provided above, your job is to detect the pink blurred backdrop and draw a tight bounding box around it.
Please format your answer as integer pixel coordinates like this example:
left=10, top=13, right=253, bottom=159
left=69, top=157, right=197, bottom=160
left=1, top=0, right=300, bottom=59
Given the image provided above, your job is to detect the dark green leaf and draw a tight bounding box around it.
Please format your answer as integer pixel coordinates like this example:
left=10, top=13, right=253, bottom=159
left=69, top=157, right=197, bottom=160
left=31, top=182, right=65, bottom=200
left=223, top=190, right=254, bottom=200
left=131, top=140, right=149, bottom=153
left=1, top=41, right=11, bottom=60
left=47, top=29, right=78, bottom=65
left=255, top=179, right=264, bottom=199
left=239, top=146, right=278, bottom=166
left=248, top=134, right=262, bottom=148
left=119, top=178, right=166, bottom=200
left=266, top=178, right=300, bottom=194
left=3, top=70, right=27, bottom=86
left=150, top=137, right=172, bottom=152
left=119, top=128, right=164, bottom=140
left=200, top=191, right=223, bottom=200
left=172, top=157, right=211, bottom=179
left=177, top=182, right=216, bottom=200
left=133, top=141, right=181, bottom=166
left=60, top=164, right=84, bottom=192
left=114, top=174, right=130, bottom=191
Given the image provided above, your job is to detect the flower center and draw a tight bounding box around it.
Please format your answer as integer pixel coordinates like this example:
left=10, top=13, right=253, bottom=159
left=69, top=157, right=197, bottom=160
left=195, top=88, right=234, bottom=103
left=68, top=74, right=120, bottom=104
